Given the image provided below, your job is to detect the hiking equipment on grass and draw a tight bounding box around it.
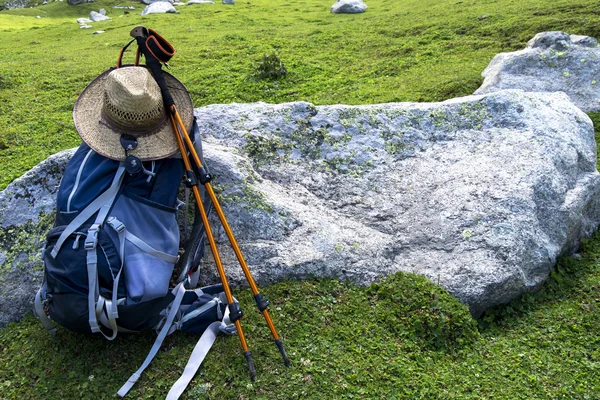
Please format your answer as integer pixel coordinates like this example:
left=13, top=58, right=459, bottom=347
left=127, top=25, right=291, bottom=379
left=34, top=67, right=236, bottom=398
left=34, top=26, right=289, bottom=398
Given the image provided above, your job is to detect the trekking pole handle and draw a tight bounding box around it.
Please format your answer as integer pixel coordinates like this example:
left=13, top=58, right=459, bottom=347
left=129, top=26, right=175, bottom=109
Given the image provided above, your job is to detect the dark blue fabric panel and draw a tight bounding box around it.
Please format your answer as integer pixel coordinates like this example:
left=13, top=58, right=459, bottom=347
left=122, top=157, right=183, bottom=208
left=56, top=142, right=120, bottom=215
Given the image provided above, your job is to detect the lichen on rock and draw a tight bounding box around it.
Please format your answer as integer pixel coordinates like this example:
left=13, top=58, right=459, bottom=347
left=475, top=31, right=600, bottom=112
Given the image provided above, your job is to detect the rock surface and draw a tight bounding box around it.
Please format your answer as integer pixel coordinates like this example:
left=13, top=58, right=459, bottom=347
left=192, top=90, right=600, bottom=317
left=140, top=1, right=178, bottom=15
left=89, top=10, right=110, bottom=21
left=0, top=149, right=75, bottom=329
left=475, top=32, right=600, bottom=112
left=141, top=0, right=173, bottom=5
left=185, top=0, right=213, bottom=4
left=331, top=0, right=367, bottom=14
left=1, top=90, right=599, bottom=328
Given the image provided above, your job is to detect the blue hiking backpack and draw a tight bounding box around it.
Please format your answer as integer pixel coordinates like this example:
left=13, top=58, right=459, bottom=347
left=34, top=120, right=237, bottom=399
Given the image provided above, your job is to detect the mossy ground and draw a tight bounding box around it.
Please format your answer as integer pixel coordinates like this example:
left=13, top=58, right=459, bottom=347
left=1, top=254, right=600, bottom=399
left=2, top=0, right=600, bottom=398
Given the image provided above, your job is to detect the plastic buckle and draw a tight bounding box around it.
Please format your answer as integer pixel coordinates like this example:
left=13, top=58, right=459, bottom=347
left=84, top=224, right=101, bottom=250
left=107, top=217, right=126, bottom=233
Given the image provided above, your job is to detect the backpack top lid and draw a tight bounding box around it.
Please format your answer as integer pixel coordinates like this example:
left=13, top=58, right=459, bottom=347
left=55, top=141, right=184, bottom=227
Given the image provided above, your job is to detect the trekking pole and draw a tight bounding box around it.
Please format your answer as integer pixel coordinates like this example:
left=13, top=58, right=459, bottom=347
left=128, top=26, right=256, bottom=381
left=173, top=110, right=291, bottom=367
left=169, top=116, right=258, bottom=380
left=128, top=26, right=290, bottom=375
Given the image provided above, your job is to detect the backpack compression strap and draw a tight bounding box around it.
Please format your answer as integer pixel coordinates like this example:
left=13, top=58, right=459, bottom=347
left=85, top=165, right=127, bottom=339
left=50, top=165, right=126, bottom=259
left=165, top=303, right=235, bottom=400
left=117, top=282, right=187, bottom=398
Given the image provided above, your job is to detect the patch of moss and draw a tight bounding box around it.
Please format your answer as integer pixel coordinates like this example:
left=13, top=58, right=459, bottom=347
left=222, top=184, right=274, bottom=214
left=244, top=133, right=291, bottom=165
left=0, top=211, right=54, bottom=272
left=366, top=272, right=480, bottom=350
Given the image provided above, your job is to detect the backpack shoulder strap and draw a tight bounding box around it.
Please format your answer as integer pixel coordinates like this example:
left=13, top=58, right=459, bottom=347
left=50, top=164, right=126, bottom=259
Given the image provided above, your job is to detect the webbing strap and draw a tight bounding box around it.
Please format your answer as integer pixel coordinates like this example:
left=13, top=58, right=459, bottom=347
left=94, top=296, right=118, bottom=340
left=84, top=164, right=126, bottom=335
left=117, top=282, right=186, bottom=398
left=86, top=223, right=101, bottom=334
left=51, top=165, right=126, bottom=259
left=165, top=305, right=233, bottom=400
left=34, top=289, right=57, bottom=334
left=165, top=321, right=221, bottom=400
left=107, top=215, right=178, bottom=264
left=107, top=217, right=126, bottom=320
left=125, top=230, right=179, bottom=264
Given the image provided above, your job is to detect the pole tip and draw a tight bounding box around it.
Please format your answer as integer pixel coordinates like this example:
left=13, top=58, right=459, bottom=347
left=244, top=351, right=257, bottom=381
left=275, top=339, right=291, bottom=367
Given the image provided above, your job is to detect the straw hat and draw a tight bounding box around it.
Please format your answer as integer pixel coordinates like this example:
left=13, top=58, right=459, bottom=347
left=73, top=66, right=194, bottom=161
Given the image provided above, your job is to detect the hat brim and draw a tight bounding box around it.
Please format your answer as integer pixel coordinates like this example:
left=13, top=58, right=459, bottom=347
left=73, top=66, right=194, bottom=161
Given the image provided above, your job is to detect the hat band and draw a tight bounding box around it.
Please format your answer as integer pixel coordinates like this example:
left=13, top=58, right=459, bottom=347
left=99, top=108, right=169, bottom=138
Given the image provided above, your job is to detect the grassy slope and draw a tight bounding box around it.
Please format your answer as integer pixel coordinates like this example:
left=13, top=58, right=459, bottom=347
left=1, top=0, right=600, bottom=187
left=1, top=0, right=600, bottom=398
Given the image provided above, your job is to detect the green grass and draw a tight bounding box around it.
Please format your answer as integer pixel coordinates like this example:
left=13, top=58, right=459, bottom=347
left=1, top=255, right=599, bottom=399
left=2, top=0, right=600, bottom=187
left=2, top=0, right=600, bottom=398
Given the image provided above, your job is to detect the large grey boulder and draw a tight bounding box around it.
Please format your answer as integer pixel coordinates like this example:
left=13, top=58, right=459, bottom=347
left=140, top=1, right=178, bottom=15
left=0, top=149, right=75, bottom=329
left=141, top=0, right=173, bottom=5
left=331, top=0, right=367, bottom=14
left=1, top=0, right=31, bottom=9
left=1, top=90, right=599, bottom=328
left=192, top=90, right=600, bottom=317
left=475, top=32, right=600, bottom=112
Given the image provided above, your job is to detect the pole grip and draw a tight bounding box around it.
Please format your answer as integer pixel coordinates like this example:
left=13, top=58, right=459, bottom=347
left=131, top=33, right=175, bottom=109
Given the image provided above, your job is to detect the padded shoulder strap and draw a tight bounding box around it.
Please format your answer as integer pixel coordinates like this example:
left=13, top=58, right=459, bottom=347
left=50, top=165, right=126, bottom=258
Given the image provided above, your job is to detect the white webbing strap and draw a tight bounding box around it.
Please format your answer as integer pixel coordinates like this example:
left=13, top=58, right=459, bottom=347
left=86, top=223, right=101, bottom=334
left=107, top=217, right=127, bottom=320
left=94, top=296, right=118, bottom=340
left=165, top=304, right=235, bottom=400
left=107, top=216, right=179, bottom=265
left=34, top=289, right=57, bottom=334
left=51, top=165, right=125, bottom=259
left=125, top=230, right=180, bottom=264
left=165, top=321, right=221, bottom=400
left=81, top=165, right=125, bottom=335
left=117, top=282, right=186, bottom=398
